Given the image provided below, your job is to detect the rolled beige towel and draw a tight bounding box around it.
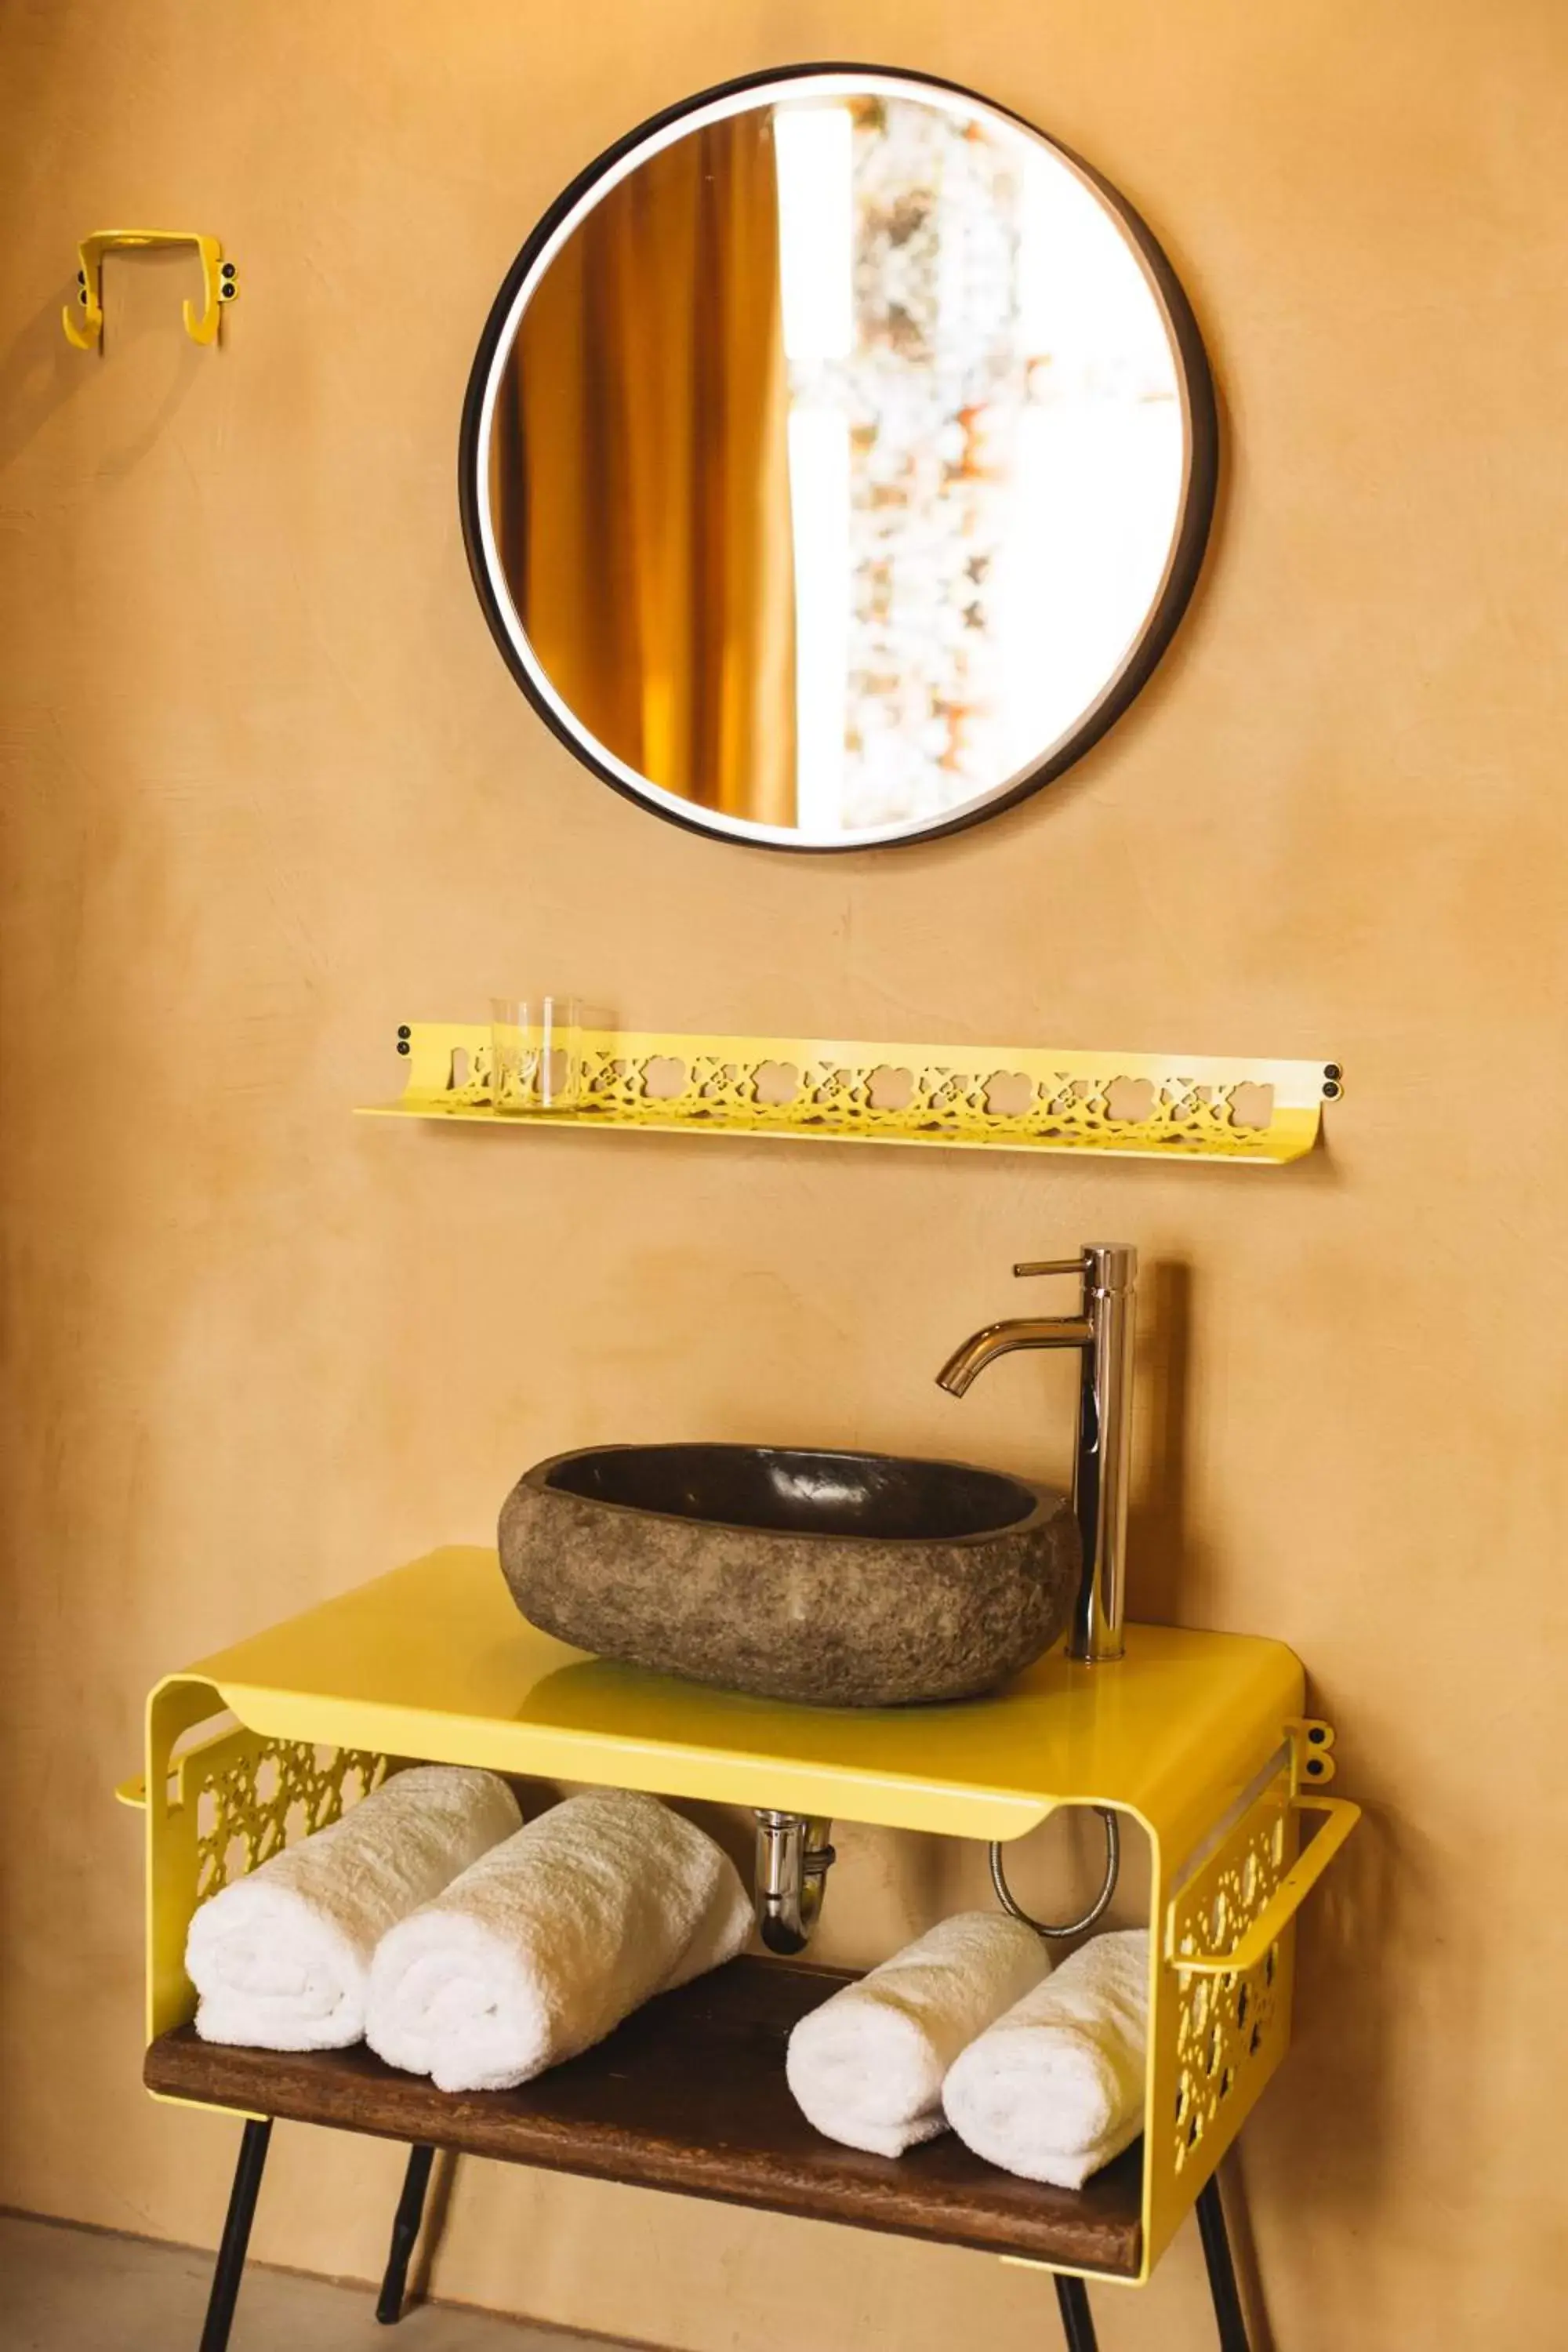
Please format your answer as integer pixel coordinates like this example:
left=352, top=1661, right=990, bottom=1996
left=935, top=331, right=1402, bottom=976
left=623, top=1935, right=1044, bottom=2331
left=943, top=1928, right=1149, bottom=2186
left=186, top=1765, right=522, bottom=2051
left=365, top=1789, right=753, bottom=2092
left=786, top=1912, right=1051, bottom=2157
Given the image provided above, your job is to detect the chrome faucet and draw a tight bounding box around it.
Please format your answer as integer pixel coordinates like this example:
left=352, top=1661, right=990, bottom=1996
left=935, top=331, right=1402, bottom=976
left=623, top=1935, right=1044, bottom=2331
left=936, top=1243, right=1137, bottom=1664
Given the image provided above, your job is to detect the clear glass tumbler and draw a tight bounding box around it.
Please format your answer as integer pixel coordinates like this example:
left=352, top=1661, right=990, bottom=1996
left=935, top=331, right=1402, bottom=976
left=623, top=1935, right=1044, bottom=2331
left=490, top=996, right=582, bottom=1113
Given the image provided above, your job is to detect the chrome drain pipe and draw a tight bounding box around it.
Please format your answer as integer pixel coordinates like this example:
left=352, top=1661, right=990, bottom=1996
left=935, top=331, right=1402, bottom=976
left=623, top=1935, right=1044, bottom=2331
left=753, top=1810, right=836, bottom=1954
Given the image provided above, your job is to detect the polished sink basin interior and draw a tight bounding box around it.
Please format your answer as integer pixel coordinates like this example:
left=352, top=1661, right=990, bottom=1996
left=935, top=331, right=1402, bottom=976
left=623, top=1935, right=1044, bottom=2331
left=499, top=1442, right=1079, bottom=1708
left=541, top=1443, right=1040, bottom=1544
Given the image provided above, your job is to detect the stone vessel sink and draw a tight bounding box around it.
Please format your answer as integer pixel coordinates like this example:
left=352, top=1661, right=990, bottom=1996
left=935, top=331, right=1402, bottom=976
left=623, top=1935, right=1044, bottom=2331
left=498, top=1443, right=1079, bottom=1708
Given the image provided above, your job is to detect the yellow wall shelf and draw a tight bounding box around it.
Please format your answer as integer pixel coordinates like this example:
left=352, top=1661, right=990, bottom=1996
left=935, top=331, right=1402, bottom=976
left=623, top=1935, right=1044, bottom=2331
left=359, top=1026, right=1341, bottom=1164
left=132, top=1546, right=1357, bottom=2284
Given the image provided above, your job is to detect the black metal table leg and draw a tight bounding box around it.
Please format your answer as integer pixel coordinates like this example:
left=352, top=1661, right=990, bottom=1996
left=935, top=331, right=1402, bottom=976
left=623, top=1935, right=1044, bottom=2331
left=1054, top=2274, right=1099, bottom=2351
left=198, top=2117, right=272, bottom=2352
left=376, top=2143, right=436, bottom=2324
left=1196, top=2177, right=1252, bottom=2352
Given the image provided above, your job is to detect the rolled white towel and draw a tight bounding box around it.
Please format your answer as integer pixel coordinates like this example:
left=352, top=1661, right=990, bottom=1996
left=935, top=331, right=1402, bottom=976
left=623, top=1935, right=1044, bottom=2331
left=943, top=1928, right=1149, bottom=2187
left=365, top=1789, right=753, bottom=2092
left=786, top=1913, right=1050, bottom=2158
left=186, top=1765, right=522, bottom=2052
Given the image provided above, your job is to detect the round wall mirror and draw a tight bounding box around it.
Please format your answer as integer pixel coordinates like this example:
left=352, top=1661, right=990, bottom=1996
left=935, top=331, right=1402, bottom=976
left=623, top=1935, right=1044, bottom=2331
left=461, top=66, right=1217, bottom=851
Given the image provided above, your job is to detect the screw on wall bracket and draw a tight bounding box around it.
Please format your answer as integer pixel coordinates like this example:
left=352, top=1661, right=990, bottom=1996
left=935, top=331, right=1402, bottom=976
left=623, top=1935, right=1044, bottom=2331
left=1285, top=1717, right=1338, bottom=1790
left=63, top=230, right=238, bottom=350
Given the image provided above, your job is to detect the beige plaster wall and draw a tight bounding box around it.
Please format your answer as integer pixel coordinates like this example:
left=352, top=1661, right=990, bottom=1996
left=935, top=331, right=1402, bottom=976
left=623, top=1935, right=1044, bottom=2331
left=2, top=3, right=1565, bottom=2346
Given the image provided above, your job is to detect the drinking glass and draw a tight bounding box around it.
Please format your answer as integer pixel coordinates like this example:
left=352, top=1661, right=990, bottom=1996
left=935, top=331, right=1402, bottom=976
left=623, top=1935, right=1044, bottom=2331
left=490, top=996, right=582, bottom=1113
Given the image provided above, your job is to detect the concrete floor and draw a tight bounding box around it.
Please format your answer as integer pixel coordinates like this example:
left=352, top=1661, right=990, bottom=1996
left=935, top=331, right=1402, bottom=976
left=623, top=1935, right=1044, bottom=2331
left=1, top=2211, right=635, bottom=2350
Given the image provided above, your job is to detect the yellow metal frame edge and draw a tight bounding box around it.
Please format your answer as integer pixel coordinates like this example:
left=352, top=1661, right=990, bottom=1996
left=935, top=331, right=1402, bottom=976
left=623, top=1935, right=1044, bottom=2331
left=358, top=1025, right=1338, bottom=1165
left=169, top=1672, right=1064, bottom=1845
left=1169, top=1794, right=1358, bottom=1976
left=1136, top=1720, right=1358, bottom=2278
left=131, top=1679, right=268, bottom=2118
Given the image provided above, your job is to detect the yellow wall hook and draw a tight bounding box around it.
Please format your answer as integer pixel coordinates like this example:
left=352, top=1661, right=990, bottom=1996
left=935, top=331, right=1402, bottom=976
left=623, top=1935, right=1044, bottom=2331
left=64, top=230, right=237, bottom=350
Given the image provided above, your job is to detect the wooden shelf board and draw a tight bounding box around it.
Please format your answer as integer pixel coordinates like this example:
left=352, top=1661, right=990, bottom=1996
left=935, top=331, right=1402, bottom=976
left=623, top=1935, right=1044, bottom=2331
left=145, top=1958, right=1142, bottom=2279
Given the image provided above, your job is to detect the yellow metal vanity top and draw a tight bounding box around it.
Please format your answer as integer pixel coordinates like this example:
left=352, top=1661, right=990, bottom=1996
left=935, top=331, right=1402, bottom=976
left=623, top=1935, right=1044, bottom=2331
left=156, top=1545, right=1305, bottom=1859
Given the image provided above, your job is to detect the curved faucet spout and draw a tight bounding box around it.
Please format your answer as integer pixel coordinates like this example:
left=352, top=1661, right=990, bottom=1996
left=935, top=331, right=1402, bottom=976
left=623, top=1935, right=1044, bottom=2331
left=935, top=1315, right=1094, bottom=1396
left=935, top=1243, right=1137, bottom=1664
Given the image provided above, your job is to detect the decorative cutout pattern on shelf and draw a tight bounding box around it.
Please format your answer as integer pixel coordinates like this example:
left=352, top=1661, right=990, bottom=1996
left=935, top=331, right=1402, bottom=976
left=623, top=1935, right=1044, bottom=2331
left=362, top=1026, right=1338, bottom=1164
left=194, top=1739, right=388, bottom=1906
left=1166, top=1770, right=1294, bottom=2175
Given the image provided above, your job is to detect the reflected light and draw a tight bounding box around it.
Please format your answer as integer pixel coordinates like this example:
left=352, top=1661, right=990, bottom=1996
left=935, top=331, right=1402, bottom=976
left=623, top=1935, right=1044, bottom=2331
left=775, top=105, right=853, bottom=361
left=776, top=104, right=854, bottom=833
left=787, top=408, right=851, bottom=838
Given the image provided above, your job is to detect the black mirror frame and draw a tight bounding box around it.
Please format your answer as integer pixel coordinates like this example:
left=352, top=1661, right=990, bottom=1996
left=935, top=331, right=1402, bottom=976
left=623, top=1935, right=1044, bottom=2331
left=458, top=61, right=1219, bottom=854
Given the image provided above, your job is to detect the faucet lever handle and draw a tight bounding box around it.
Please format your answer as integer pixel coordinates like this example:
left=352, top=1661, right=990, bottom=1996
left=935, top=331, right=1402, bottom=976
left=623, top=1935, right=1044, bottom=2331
left=1013, top=1256, right=1087, bottom=1279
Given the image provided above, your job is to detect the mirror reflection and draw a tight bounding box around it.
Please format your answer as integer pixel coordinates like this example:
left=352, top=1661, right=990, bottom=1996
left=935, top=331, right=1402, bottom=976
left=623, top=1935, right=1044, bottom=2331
left=468, top=73, right=1213, bottom=848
